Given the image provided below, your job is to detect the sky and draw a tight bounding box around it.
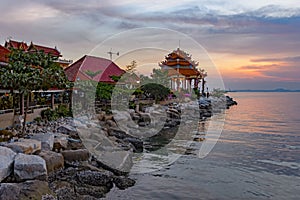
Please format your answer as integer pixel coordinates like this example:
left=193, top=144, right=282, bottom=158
left=1, top=0, right=300, bottom=90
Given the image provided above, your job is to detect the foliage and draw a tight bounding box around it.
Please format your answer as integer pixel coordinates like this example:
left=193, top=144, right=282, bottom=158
left=55, top=104, right=71, bottom=117
left=0, top=95, right=13, bottom=110
left=210, top=88, right=226, bottom=98
left=141, top=83, right=170, bottom=103
left=41, top=108, right=59, bottom=121
left=0, top=130, right=14, bottom=142
left=96, top=82, right=115, bottom=100
left=85, top=70, right=102, bottom=78
left=0, top=48, right=70, bottom=134
left=125, top=60, right=137, bottom=73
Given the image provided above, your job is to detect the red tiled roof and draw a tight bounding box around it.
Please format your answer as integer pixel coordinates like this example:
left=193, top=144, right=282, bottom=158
left=28, top=43, right=61, bottom=57
left=5, top=40, right=28, bottom=50
left=64, top=55, right=125, bottom=83
left=0, top=45, right=10, bottom=63
left=166, top=68, right=200, bottom=77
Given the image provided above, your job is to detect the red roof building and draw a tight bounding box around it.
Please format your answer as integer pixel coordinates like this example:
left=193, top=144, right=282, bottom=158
left=3, top=39, right=71, bottom=68
left=0, top=45, right=10, bottom=64
left=5, top=40, right=28, bottom=50
left=64, top=55, right=125, bottom=83
left=27, top=42, right=61, bottom=57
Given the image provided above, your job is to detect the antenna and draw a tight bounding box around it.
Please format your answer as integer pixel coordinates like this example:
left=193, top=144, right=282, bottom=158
left=179, top=40, right=181, bottom=49
left=107, top=48, right=119, bottom=60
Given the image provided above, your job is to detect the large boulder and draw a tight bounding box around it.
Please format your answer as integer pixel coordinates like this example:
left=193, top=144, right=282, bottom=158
left=0, top=146, right=17, bottom=182
left=39, top=151, right=64, bottom=173
left=113, top=176, right=136, bottom=190
left=14, top=153, right=47, bottom=181
left=61, top=149, right=90, bottom=162
left=76, top=170, right=113, bottom=187
left=5, top=139, right=41, bottom=154
left=0, top=181, right=53, bottom=200
left=0, top=183, right=21, bottom=200
left=57, top=125, right=77, bottom=135
left=31, top=133, right=54, bottom=151
left=53, top=133, right=68, bottom=151
left=95, top=151, right=133, bottom=175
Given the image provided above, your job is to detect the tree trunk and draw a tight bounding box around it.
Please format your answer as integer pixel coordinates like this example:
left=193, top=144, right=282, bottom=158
left=22, top=93, right=30, bottom=135
left=201, top=78, right=205, bottom=96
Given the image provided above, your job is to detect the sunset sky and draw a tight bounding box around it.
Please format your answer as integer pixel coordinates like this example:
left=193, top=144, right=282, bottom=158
left=1, top=0, right=300, bottom=90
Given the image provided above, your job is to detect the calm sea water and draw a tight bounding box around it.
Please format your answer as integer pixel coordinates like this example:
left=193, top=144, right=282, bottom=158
left=105, top=92, right=300, bottom=200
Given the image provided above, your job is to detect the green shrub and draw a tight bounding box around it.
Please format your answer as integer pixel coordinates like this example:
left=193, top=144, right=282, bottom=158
left=0, top=130, right=14, bottom=142
left=56, top=104, right=70, bottom=117
left=41, top=108, right=59, bottom=121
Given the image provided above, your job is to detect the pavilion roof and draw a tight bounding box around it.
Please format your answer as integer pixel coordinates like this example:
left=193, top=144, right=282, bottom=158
left=27, top=42, right=61, bottom=57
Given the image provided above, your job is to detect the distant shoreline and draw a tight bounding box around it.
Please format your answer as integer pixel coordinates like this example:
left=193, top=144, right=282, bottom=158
left=227, top=89, right=300, bottom=93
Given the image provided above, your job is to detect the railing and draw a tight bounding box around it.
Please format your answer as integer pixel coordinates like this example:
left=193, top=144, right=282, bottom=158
left=0, top=105, right=50, bottom=115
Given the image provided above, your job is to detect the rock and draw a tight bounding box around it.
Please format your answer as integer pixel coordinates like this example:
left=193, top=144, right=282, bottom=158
left=139, top=113, right=151, bottom=125
left=53, top=134, right=68, bottom=151
left=61, top=149, right=90, bottom=162
left=106, top=120, right=117, bottom=127
left=19, top=180, right=53, bottom=200
left=42, top=194, right=57, bottom=200
left=0, top=146, right=16, bottom=182
left=104, top=115, right=114, bottom=121
left=108, top=127, right=131, bottom=139
left=113, top=176, right=136, bottom=190
left=14, top=153, right=47, bottom=181
left=39, top=151, right=64, bottom=173
left=95, top=151, right=133, bottom=175
left=0, top=181, right=53, bottom=200
left=97, top=112, right=105, bottom=121
left=5, top=139, right=41, bottom=154
left=0, top=183, right=21, bottom=200
left=31, top=133, right=54, bottom=151
left=74, top=185, right=109, bottom=198
left=123, top=137, right=143, bottom=153
left=55, top=187, right=78, bottom=200
left=57, top=125, right=77, bottom=135
left=76, top=170, right=113, bottom=187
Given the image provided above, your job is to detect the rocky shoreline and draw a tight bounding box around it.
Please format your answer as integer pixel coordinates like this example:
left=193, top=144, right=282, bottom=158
left=0, top=96, right=237, bottom=199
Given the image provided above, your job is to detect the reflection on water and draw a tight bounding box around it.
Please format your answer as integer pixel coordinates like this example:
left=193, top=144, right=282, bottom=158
left=105, top=93, right=300, bottom=200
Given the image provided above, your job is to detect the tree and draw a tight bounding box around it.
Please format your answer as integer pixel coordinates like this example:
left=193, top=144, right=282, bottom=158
left=85, top=70, right=102, bottom=78
left=199, top=68, right=207, bottom=96
left=141, top=83, right=170, bottom=103
left=0, top=48, right=70, bottom=134
left=125, top=60, right=137, bottom=74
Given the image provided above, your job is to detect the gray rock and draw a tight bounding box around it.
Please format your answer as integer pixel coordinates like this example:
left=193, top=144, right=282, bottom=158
left=76, top=170, right=113, bottom=186
left=39, top=151, right=64, bottom=173
left=0, top=183, right=21, bottom=200
left=5, top=139, right=41, bottom=154
left=53, top=134, right=68, bottom=151
left=14, top=153, right=47, bottom=181
left=31, top=133, right=54, bottom=151
left=57, top=125, right=77, bottom=135
left=0, top=146, right=16, bottom=182
left=113, top=176, right=136, bottom=190
left=61, top=149, right=90, bottom=162
left=95, top=151, right=133, bottom=175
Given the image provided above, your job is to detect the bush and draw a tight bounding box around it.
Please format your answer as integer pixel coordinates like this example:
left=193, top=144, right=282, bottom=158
left=56, top=104, right=70, bottom=117
left=0, top=130, right=14, bottom=142
left=41, top=108, right=59, bottom=121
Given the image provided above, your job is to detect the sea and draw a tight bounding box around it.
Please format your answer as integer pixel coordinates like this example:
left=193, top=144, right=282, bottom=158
left=104, top=92, right=300, bottom=200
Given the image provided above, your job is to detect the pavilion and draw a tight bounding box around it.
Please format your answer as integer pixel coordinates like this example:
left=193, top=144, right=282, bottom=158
left=159, top=48, right=201, bottom=92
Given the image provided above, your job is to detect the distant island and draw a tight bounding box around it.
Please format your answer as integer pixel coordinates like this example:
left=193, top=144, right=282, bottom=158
left=227, top=88, right=300, bottom=92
